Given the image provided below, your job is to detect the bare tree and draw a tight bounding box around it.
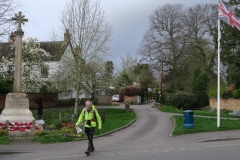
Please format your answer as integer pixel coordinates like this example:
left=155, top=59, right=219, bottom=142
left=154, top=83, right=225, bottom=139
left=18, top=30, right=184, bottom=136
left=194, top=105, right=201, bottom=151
left=60, top=0, right=113, bottom=114
left=0, top=0, right=16, bottom=41
left=138, top=4, right=186, bottom=90
left=138, top=3, right=219, bottom=91
left=184, top=4, right=217, bottom=69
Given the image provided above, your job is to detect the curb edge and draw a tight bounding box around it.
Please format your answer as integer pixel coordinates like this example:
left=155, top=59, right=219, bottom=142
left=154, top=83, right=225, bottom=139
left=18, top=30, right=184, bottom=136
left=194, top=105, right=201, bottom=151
left=76, top=115, right=139, bottom=141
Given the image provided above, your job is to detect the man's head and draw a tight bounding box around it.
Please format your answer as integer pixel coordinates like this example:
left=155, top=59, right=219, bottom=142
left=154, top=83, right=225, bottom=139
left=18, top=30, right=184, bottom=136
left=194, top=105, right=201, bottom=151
left=85, top=101, right=92, bottom=111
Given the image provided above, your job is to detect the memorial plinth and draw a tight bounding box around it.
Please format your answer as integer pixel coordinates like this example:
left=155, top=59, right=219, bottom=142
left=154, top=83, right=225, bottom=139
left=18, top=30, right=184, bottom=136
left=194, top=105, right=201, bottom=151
left=0, top=93, right=35, bottom=123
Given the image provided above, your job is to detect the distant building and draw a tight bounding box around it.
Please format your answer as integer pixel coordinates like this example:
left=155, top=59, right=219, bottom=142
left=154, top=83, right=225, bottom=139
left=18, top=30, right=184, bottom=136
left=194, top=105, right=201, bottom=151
left=0, top=30, right=89, bottom=100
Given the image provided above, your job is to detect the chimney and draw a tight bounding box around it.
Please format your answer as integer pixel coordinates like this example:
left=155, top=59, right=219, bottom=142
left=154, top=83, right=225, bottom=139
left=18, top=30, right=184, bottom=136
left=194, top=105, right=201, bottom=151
left=74, top=45, right=81, bottom=55
left=9, top=32, right=16, bottom=43
left=64, top=29, right=70, bottom=42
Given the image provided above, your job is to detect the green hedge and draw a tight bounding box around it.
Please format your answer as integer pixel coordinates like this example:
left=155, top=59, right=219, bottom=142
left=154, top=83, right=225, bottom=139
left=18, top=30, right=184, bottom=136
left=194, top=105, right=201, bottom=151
left=165, top=92, right=197, bottom=110
left=233, top=89, right=240, bottom=98
left=57, top=98, right=75, bottom=107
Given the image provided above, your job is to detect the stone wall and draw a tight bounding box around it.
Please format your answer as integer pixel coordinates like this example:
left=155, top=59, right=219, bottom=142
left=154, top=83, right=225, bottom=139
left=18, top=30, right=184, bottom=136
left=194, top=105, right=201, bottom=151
left=96, top=95, right=111, bottom=104
left=124, top=96, right=137, bottom=105
left=210, top=98, right=240, bottom=110
left=0, top=93, right=58, bottom=110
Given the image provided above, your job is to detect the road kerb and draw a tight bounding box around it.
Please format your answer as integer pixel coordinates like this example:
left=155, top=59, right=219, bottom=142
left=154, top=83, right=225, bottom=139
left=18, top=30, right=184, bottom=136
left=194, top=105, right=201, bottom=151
left=76, top=115, right=139, bottom=141
left=169, top=116, right=176, bottom=137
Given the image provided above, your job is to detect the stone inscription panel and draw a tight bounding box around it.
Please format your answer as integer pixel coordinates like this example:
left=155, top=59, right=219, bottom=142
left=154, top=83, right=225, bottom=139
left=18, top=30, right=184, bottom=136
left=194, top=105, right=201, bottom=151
left=6, top=93, right=29, bottom=109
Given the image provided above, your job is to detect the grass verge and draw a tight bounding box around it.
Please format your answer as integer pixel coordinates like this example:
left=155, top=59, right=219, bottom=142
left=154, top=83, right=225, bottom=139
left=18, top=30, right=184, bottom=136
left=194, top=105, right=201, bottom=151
left=160, top=105, right=233, bottom=118
left=32, top=108, right=136, bottom=144
left=172, top=116, right=240, bottom=136
left=0, top=136, right=11, bottom=144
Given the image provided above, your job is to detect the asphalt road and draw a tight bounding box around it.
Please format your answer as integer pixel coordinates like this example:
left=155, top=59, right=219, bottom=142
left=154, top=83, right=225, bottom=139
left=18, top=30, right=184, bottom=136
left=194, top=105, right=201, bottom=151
left=1, top=103, right=240, bottom=160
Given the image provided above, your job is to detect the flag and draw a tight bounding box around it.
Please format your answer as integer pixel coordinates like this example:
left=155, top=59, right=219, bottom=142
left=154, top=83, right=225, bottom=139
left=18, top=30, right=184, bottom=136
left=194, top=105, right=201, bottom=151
left=218, top=0, right=240, bottom=30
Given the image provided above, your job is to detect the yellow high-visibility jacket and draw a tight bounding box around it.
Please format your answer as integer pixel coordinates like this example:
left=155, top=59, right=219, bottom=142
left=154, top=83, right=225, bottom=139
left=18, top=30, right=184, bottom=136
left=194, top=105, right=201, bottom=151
left=76, top=105, right=102, bottom=129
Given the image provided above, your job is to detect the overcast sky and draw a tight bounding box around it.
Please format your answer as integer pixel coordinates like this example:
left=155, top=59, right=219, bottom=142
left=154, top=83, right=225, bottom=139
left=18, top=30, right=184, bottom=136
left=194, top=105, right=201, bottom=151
left=16, top=0, right=218, bottom=69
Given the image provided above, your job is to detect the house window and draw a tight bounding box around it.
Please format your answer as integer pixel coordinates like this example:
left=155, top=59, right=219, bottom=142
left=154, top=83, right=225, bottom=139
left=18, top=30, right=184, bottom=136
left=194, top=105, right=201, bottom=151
left=41, top=66, right=49, bottom=78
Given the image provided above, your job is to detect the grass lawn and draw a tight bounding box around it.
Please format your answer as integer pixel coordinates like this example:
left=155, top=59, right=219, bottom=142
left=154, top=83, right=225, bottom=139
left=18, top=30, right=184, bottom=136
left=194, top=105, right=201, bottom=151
left=0, top=136, right=11, bottom=144
left=31, top=108, right=136, bottom=144
left=172, top=116, right=240, bottom=136
left=160, top=105, right=233, bottom=118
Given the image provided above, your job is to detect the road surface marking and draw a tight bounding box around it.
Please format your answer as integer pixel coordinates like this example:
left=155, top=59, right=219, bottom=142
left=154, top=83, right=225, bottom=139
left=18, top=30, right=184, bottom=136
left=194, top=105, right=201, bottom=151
left=205, top=144, right=239, bottom=148
left=101, top=151, right=115, bottom=156
left=118, top=151, right=135, bottom=155
left=33, top=154, right=85, bottom=160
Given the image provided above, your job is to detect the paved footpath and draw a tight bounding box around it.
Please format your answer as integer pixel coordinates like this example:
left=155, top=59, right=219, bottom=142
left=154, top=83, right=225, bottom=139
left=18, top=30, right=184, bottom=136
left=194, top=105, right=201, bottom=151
left=1, top=102, right=240, bottom=154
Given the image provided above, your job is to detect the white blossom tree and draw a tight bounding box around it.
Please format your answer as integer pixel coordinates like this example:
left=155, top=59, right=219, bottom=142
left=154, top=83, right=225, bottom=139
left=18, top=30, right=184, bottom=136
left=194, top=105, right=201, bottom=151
left=0, top=37, right=51, bottom=92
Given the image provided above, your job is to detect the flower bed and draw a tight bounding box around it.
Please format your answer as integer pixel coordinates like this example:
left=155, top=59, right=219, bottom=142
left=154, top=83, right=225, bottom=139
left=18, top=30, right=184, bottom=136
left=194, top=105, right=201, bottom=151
left=0, top=122, right=41, bottom=132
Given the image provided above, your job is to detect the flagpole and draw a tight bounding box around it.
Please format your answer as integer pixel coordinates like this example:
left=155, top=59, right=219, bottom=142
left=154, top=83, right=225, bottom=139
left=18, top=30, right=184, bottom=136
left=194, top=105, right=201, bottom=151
left=217, top=19, right=221, bottom=127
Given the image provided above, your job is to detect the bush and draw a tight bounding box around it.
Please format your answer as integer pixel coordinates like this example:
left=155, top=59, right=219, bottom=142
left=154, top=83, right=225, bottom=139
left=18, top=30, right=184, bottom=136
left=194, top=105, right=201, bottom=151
left=34, top=130, right=51, bottom=137
left=0, top=130, right=7, bottom=136
left=233, top=89, right=240, bottom=98
left=154, top=89, right=166, bottom=104
left=0, top=79, right=12, bottom=93
left=92, top=97, right=98, bottom=105
left=119, top=87, right=125, bottom=102
left=119, top=86, right=142, bottom=102
left=57, top=98, right=75, bottom=107
left=192, top=69, right=208, bottom=95
left=154, top=88, right=160, bottom=103
left=124, top=86, right=142, bottom=96
left=208, top=85, right=227, bottom=98
left=169, top=92, right=197, bottom=110
left=195, top=94, right=209, bottom=108
left=221, top=90, right=233, bottom=99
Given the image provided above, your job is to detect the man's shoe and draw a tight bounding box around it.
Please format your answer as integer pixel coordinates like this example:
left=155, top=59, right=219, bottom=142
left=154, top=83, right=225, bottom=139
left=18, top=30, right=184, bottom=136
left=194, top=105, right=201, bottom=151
left=85, top=150, right=90, bottom=155
left=90, top=146, right=95, bottom=152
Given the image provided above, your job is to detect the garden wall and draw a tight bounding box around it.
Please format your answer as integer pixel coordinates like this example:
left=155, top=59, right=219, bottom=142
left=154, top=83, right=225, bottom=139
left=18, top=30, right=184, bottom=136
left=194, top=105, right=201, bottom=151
left=0, top=92, right=58, bottom=110
left=124, top=95, right=141, bottom=105
left=210, top=98, right=240, bottom=111
left=95, top=95, right=111, bottom=104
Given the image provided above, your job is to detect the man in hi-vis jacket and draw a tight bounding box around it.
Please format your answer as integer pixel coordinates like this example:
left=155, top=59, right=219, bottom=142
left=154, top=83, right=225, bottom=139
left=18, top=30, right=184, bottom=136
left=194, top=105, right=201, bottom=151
left=76, top=100, right=102, bottom=155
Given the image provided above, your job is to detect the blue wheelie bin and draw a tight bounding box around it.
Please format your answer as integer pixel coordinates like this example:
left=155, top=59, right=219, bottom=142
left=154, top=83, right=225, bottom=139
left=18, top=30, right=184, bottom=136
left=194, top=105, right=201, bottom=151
left=183, top=110, right=194, bottom=128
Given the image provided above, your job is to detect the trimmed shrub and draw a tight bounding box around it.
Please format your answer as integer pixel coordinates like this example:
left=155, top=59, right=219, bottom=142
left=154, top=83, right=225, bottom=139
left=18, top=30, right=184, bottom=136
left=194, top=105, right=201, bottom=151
left=169, top=92, right=197, bottom=110
left=124, top=86, right=142, bottom=96
left=119, top=86, right=142, bottom=102
left=233, top=89, right=240, bottom=98
left=119, top=87, right=125, bottom=102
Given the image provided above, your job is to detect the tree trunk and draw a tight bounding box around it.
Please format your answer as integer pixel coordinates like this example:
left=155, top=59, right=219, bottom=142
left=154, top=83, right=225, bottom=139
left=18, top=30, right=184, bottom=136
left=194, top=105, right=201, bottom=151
left=74, top=84, right=79, bottom=115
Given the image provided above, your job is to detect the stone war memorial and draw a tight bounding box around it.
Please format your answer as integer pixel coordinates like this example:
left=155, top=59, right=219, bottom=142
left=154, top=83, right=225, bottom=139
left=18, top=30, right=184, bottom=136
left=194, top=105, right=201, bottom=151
left=0, top=12, right=37, bottom=137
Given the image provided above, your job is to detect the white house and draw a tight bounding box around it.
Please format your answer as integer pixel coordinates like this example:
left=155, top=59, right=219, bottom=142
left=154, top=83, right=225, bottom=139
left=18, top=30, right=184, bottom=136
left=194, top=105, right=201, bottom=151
left=0, top=30, right=89, bottom=100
